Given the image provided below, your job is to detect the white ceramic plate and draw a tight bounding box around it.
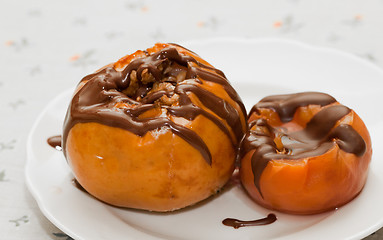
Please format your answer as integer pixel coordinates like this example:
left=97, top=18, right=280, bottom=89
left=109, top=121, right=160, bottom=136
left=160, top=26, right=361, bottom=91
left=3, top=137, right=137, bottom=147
left=26, top=38, right=383, bottom=240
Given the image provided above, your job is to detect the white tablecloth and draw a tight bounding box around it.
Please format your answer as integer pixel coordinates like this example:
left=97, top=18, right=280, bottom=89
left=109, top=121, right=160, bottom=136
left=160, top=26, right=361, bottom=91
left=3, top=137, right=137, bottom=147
left=1, top=0, right=383, bottom=239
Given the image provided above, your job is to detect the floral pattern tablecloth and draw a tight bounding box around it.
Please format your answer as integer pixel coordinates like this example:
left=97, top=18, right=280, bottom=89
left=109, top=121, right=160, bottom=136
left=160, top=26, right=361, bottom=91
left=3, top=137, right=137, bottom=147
left=1, top=0, right=383, bottom=239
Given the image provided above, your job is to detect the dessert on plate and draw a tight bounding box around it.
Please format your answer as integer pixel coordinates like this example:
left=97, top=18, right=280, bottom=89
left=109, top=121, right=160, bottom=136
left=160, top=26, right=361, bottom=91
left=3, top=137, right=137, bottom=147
left=62, top=43, right=247, bottom=212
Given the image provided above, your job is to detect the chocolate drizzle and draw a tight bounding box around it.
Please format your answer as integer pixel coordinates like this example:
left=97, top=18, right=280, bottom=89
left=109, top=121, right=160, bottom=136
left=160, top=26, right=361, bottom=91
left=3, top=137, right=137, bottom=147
left=250, top=92, right=336, bottom=123
left=47, top=135, right=62, bottom=151
left=241, top=92, right=367, bottom=197
left=222, top=213, right=277, bottom=228
left=63, top=44, right=246, bottom=164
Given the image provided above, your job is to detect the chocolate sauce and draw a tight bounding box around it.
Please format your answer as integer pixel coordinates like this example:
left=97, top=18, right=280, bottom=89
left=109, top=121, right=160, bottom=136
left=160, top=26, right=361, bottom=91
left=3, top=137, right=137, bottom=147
left=63, top=44, right=246, bottom=164
left=250, top=92, right=336, bottom=123
left=47, top=135, right=62, bottom=151
left=222, top=213, right=277, bottom=228
left=241, top=92, right=367, bottom=197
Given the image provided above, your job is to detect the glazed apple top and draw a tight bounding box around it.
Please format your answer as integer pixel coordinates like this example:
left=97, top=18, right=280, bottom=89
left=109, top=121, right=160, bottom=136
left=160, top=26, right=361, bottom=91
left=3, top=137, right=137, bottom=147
left=239, top=92, right=368, bottom=196
left=63, top=43, right=247, bottom=164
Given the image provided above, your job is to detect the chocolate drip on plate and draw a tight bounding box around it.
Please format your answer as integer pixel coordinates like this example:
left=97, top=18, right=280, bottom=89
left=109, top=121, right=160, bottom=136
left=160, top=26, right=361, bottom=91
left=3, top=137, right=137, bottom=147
left=47, top=135, right=62, bottom=151
left=63, top=44, right=246, bottom=164
left=222, top=213, right=277, bottom=228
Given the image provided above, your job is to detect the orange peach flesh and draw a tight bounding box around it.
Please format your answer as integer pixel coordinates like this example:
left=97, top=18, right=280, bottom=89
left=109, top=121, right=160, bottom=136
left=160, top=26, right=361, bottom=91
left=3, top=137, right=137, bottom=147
left=67, top=115, right=235, bottom=211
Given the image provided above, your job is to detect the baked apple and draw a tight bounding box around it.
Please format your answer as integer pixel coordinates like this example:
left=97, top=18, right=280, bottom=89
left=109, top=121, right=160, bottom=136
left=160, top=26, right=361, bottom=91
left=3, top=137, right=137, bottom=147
left=63, top=43, right=247, bottom=212
left=239, top=92, right=372, bottom=214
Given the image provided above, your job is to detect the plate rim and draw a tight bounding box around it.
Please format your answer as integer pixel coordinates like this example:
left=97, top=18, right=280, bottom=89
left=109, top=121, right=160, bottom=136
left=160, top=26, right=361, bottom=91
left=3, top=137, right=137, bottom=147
left=182, top=37, right=383, bottom=79
left=25, top=88, right=78, bottom=239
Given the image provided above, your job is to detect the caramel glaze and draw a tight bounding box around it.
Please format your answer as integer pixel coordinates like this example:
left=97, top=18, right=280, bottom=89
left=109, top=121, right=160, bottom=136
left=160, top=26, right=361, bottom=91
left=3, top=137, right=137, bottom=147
left=222, top=213, right=277, bottom=228
left=63, top=45, right=246, bottom=165
left=240, top=92, right=367, bottom=197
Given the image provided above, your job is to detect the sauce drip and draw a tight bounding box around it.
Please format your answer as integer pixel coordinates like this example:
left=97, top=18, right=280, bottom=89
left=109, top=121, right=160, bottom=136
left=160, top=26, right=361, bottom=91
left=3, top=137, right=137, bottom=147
left=63, top=44, right=246, bottom=164
left=47, top=135, right=62, bottom=151
left=241, top=92, right=367, bottom=197
left=222, top=213, right=277, bottom=228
